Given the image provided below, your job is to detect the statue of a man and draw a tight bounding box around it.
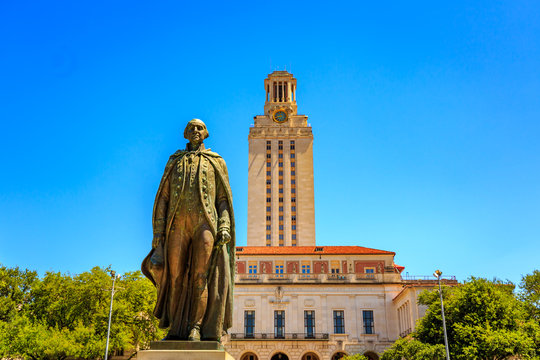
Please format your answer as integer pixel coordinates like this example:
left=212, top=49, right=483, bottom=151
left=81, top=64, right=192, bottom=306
left=142, top=119, right=235, bottom=342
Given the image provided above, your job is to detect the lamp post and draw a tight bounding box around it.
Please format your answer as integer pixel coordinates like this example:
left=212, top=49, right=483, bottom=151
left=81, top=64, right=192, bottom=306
left=105, top=271, right=120, bottom=360
left=434, top=269, right=450, bottom=360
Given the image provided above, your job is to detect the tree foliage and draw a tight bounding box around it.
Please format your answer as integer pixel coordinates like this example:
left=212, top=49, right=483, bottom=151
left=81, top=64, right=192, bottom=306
left=382, top=275, right=540, bottom=360
left=0, top=264, right=165, bottom=360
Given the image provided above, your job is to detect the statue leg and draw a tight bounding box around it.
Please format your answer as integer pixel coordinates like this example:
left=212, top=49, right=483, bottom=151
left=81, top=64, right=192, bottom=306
left=167, top=227, right=190, bottom=339
left=188, top=223, right=214, bottom=339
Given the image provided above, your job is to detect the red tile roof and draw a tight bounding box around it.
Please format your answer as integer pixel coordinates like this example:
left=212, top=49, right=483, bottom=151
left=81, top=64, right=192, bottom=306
left=235, top=246, right=395, bottom=256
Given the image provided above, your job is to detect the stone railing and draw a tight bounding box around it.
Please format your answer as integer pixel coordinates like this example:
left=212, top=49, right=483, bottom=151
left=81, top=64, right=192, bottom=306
left=235, top=273, right=401, bottom=284
left=229, top=332, right=329, bottom=340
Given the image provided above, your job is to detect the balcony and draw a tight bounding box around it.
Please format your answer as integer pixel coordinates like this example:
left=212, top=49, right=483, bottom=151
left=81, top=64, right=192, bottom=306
left=401, top=275, right=458, bottom=285
left=230, top=333, right=329, bottom=341
left=235, top=273, right=402, bottom=284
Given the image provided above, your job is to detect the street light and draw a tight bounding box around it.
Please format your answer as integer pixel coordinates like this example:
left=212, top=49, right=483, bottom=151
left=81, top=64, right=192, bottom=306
left=105, top=270, right=120, bottom=360
left=434, top=269, right=450, bottom=360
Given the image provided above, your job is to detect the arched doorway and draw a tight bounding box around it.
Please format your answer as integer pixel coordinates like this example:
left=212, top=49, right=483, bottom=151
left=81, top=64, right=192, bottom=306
left=271, top=353, right=289, bottom=360
left=331, top=352, right=347, bottom=360
left=364, top=352, right=379, bottom=360
left=240, top=352, right=258, bottom=360
left=302, top=352, right=320, bottom=360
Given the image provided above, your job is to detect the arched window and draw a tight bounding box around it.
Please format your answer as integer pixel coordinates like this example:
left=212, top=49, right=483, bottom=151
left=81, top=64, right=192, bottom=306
left=331, top=352, right=347, bottom=360
left=364, top=352, right=379, bottom=360
left=271, top=353, right=289, bottom=360
left=302, top=352, right=320, bottom=360
left=241, top=353, right=258, bottom=360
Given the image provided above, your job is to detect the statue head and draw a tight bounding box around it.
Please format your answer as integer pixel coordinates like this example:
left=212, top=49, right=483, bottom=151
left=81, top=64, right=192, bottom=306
left=184, top=119, right=209, bottom=147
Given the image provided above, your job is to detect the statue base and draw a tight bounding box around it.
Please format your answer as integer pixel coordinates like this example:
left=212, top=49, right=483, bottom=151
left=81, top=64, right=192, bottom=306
left=138, top=341, right=233, bottom=360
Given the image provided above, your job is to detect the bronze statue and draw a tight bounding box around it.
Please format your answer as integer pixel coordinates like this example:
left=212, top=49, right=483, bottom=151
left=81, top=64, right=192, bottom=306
left=142, top=119, right=235, bottom=342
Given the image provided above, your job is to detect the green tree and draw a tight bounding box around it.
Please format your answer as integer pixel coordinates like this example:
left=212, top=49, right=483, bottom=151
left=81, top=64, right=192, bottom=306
left=382, top=276, right=540, bottom=360
left=0, top=265, right=165, bottom=360
left=519, top=270, right=540, bottom=322
left=0, top=265, right=38, bottom=321
left=341, top=354, right=368, bottom=360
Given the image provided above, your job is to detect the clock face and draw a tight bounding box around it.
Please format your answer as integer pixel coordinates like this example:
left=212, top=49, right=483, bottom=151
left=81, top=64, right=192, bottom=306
left=273, top=110, right=287, bottom=123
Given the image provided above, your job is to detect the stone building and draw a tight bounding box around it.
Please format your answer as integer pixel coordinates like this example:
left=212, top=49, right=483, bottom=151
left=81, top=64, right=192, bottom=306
left=221, top=71, right=457, bottom=360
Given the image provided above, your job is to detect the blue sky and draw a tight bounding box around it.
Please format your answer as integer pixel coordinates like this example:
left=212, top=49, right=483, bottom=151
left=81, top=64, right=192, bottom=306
left=1, top=1, right=539, bottom=285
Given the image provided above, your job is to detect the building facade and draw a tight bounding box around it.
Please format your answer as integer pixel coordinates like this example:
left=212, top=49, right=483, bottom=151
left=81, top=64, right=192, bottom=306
left=221, top=71, right=457, bottom=360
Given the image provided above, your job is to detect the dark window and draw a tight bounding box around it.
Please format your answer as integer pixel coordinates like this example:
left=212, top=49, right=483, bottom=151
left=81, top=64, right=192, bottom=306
left=279, top=171, right=283, bottom=176
left=291, top=162, right=295, bottom=167
left=291, top=206, right=296, bottom=212
left=266, top=180, right=271, bottom=185
left=291, top=153, right=295, bottom=158
left=279, top=162, right=283, bottom=167
left=279, top=206, right=283, bottom=212
left=266, top=225, right=271, bottom=230
left=279, top=225, right=284, bottom=230
left=363, top=310, right=374, bottom=334
left=266, top=188, right=271, bottom=193
left=291, top=171, right=296, bottom=176
left=279, top=153, right=283, bottom=158
left=267, top=162, right=271, bottom=167
left=292, top=225, right=296, bottom=230
left=279, top=188, right=283, bottom=194
left=274, top=311, right=285, bottom=338
left=279, top=180, right=283, bottom=185
left=304, top=310, right=315, bottom=338
left=292, top=234, right=296, bottom=240
left=278, top=140, right=283, bottom=144
left=245, top=311, right=255, bottom=338
left=266, top=234, right=271, bottom=240
left=278, top=145, right=283, bottom=150
left=266, top=216, right=271, bottom=221
left=279, top=234, right=284, bottom=240
left=291, top=180, right=296, bottom=185
left=292, top=215, right=296, bottom=221
left=267, top=153, right=271, bottom=158
left=266, top=171, right=271, bottom=176
left=266, top=207, right=271, bottom=212
left=266, top=198, right=271, bottom=203
left=279, top=197, right=283, bottom=202
left=279, top=215, right=283, bottom=221
left=334, top=310, right=345, bottom=333
left=291, top=188, right=296, bottom=193
left=291, top=198, right=296, bottom=202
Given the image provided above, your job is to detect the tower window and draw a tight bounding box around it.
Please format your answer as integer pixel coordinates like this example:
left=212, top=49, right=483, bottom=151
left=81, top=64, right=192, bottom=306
left=291, top=198, right=296, bottom=202
left=291, top=188, right=296, bottom=193
left=266, top=171, right=271, bottom=176
left=279, top=162, right=283, bottom=167
left=266, top=180, right=271, bottom=185
left=291, top=153, right=295, bottom=158
left=267, top=162, right=271, bottom=167
left=266, top=216, right=271, bottom=221
left=266, top=198, right=271, bottom=203
left=279, top=197, right=283, bottom=202
left=266, top=188, right=271, bottom=193
left=278, top=153, right=283, bottom=158
left=292, top=215, right=296, bottom=221
left=291, top=162, right=295, bottom=167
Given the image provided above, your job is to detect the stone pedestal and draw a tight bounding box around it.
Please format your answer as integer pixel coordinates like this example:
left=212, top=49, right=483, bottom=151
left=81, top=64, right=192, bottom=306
left=137, top=341, right=234, bottom=360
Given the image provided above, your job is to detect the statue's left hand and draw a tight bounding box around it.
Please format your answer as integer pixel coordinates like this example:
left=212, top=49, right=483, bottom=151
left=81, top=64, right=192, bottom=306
left=215, top=229, right=231, bottom=248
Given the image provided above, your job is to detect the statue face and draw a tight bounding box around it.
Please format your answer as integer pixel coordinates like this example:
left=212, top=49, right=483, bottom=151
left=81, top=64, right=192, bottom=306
left=186, top=123, right=206, bottom=146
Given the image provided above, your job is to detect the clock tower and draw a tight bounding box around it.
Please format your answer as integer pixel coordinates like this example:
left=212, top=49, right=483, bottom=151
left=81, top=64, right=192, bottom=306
left=247, top=71, right=315, bottom=247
